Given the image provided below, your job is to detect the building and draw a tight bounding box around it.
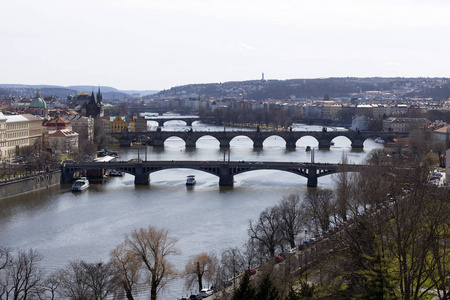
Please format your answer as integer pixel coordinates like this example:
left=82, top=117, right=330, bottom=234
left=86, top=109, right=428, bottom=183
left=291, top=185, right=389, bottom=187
left=432, top=124, right=450, bottom=144
left=29, top=92, right=48, bottom=118
left=62, top=115, right=94, bottom=141
left=0, top=114, right=31, bottom=159
left=110, top=116, right=128, bottom=133
left=84, top=88, right=104, bottom=118
left=382, top=117, right=431, bottom=132
left=351, top=115, right=370, bottom=131
left=23, top=114, right=43, bottom=147
left=130, top=116, right=148, bottom=132
left=42, top=112, right=79, bottom=153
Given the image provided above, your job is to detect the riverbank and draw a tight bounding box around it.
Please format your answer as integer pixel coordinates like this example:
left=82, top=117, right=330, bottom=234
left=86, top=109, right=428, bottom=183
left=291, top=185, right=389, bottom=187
left=0, top=170, right=61, bottom=200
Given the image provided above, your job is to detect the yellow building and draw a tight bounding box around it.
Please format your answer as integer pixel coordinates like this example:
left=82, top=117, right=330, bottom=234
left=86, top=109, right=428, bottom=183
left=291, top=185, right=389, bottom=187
left=110, top=116, right=128, bottom=133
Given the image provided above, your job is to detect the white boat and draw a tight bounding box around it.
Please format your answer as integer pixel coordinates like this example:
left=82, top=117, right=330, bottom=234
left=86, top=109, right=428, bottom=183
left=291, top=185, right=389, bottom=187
left=186, top=175, right=196, bottom=186
left=375, top=137, right=385, bottom=144
left=72, top=177, right=90, bottom=191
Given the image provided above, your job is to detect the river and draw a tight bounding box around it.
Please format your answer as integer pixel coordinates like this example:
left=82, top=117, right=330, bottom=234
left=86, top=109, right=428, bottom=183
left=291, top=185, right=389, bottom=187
left=0, top=121, right=383, bottom=299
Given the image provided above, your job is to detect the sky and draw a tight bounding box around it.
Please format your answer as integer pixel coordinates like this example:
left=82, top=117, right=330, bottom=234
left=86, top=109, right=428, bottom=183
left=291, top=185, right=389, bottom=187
left=1, top=0, right=450, bottom=91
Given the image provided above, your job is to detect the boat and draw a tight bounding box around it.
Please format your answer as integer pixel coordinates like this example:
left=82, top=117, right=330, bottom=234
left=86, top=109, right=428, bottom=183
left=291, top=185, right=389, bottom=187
left=186, top=175, right=196, bottom=186
left=109, top=170, right=124, bottom=177
left=305, top=146, right=311, bottom=152
left=72, top=177, right=89, bottom=192
left=375, top=137, right=385, bottom=144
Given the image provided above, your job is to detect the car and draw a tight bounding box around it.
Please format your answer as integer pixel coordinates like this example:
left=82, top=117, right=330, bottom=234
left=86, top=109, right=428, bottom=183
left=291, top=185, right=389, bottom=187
left=275, top=255, right=284, bottom=263
left=198, top=288, right=213, bottom=297
left=189, top=295, right=202, bottom=300
left=246, top=268, right=256, bottom=275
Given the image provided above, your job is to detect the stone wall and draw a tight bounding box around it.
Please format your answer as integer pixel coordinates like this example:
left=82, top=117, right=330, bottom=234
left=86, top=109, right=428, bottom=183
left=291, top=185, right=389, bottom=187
left=0, top=171, right=61, bottom=199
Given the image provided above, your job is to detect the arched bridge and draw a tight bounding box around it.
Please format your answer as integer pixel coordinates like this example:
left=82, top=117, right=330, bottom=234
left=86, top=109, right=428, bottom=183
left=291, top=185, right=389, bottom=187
left=144, top=116, right=200, bottom=126
left=111, top=130, right=406, bottom=149
left=61, top=160, right=367, bottom=187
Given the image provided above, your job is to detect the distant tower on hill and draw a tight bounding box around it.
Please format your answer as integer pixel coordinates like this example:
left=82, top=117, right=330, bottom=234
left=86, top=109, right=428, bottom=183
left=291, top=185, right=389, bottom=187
left=262, top=73, right=265, bottom=81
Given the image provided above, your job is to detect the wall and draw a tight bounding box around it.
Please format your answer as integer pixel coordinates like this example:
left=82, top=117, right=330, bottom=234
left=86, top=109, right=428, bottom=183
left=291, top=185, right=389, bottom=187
left=0, top=170, right=61, bottom=199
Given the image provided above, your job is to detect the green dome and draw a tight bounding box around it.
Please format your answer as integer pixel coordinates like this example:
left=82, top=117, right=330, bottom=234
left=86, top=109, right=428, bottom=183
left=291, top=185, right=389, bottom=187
left=30, top=92, right=47, bottom=109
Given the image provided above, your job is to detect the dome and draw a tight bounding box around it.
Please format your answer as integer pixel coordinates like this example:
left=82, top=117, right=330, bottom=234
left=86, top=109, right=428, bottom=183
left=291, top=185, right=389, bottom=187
left=29, top=92, right=47, bottom=109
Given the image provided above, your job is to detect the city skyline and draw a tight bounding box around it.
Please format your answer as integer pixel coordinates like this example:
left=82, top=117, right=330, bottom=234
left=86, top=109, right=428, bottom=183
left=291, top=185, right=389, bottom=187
left=1, top=0, right=450, bottom=91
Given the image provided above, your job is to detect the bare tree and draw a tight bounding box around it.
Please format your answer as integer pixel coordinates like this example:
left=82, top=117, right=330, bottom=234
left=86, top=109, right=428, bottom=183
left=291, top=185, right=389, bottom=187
left=218, top=247, right=245, bottom=291
left=123, top=226, right=180, bottom=300
left=0, top=248, right=43, bottom=300
left=333, top=153, right=353, bottom=222
left=248, top=206, right=283, bottom=258
left=57, top=260, right=116, bottom=300
left=302, top=189, right=335, bottom=233
left=184, top=252, right=217, bottom=292
left=110, top=243, right=142, bottom=300
left=277, top=194, right=304, bottom=249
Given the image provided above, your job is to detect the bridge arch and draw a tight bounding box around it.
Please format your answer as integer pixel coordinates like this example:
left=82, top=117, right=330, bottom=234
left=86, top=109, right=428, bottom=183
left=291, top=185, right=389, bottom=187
left=330, top=136, right=352, bottom=148
left=262, top=135, right=287, bottom=148
left=230, top=135, right=254, bottom=148
left=295, top=135, right=319, bottom=149
left=194, top=135, right=220, bottom=148
left=163, top=135, right=187, bottom=148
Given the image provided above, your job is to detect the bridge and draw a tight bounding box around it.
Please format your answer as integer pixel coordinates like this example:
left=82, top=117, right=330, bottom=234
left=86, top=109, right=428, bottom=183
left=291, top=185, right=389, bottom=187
left=144, top=116, right=201, bottom=126
left=60, top=160, right=367, bottom=187
left=111, top=130, right=406, bottom=149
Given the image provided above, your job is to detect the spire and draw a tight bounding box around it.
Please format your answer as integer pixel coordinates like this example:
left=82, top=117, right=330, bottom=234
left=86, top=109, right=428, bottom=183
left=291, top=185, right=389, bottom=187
left=97, top=86, right=102, bottom=103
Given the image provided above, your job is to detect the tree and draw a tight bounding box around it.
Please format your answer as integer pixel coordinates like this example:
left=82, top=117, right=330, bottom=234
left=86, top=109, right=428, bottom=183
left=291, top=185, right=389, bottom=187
left=333, top=153, right=353, bottom=222
left=184, top=252, right=217, bottom=292
left=302, top=189, right=335, bottom=233
left=232, top=271, right=255, bottom=300
left=123, top=226, right=180, bottom=300
left=249, top=206, right=283, bottom=258
left=219, top=247, right=245, bottom=292
left=255, top=274, right=280, bottom=300
left=110, top=243, right=142, bottom=300
left=277, top=194, right=304, bottom=249
left=57, top=260, right=117, bottom=300
left=0, top=248, right=43, bottom=300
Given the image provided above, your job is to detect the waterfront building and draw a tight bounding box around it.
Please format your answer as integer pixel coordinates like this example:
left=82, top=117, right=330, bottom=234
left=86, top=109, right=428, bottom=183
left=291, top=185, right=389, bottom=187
left=0, top=114, right=31, bottom=159
left=432, top=124, right=450, bottom=143
left=110, top=116, right=128, bottom=133
left=351, top=115, right=370, bottom=131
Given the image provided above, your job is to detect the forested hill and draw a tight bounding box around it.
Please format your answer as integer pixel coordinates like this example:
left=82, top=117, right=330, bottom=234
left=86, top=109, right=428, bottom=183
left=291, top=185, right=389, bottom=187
left=154, top=77, right=450, bottom=100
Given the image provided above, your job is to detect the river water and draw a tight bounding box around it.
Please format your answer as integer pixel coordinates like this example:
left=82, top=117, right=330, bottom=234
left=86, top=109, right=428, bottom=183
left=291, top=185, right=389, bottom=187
left=0, top=121, right=383, bottom=299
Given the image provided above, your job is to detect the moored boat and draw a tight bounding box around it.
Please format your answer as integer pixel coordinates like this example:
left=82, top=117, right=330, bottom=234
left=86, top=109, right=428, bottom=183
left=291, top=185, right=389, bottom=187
left=72, top=177, right=90, bottom=192
left=109, top=170, right=124, bottom=177
left=186, top=175, right=196, bottom=186
left=375, top=137, right=385, bottom=144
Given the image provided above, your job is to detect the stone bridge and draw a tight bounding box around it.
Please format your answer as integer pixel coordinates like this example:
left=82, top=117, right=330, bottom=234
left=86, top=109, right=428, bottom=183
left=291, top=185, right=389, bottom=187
left=61, top=160, right=367, bottom=187
left=144, top=116, right=201, bottom=126
left=111, top=130, right=404, bottom=149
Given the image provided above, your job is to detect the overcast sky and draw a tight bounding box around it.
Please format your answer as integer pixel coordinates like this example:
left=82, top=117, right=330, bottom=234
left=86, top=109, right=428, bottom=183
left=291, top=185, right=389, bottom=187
left=1, top=0, right=449, bottom=91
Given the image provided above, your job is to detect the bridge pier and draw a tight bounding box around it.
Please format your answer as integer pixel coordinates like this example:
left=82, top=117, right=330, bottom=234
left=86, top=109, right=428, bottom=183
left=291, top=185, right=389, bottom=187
left=286, top=137, right=297, bottom=149
left=351, top=139, right=364, bottom=149
left=306, top=166, right=318, bottom=187
left=134, top=165, right=149, bottom=185
left=318, top=139, right=331, bottom=149
left=153, top=138, right=165, bottom=147
left=219, top=165, right=234, bottom=186
left=60, top=165, right=73, bottom=184
left=253, top=139, right=263, bottom=149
